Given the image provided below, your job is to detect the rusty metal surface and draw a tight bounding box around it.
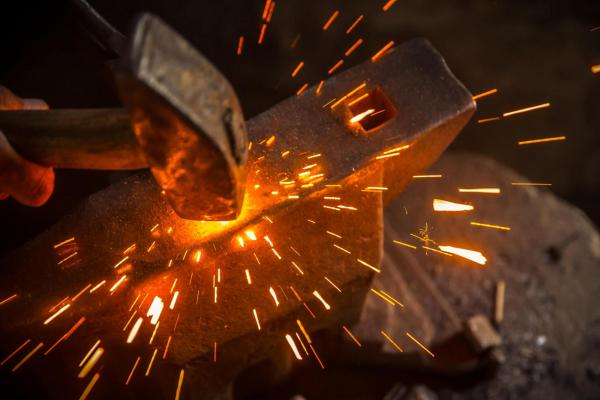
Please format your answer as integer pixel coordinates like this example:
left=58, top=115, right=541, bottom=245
left=0, top=39, right=474, bottom=398
left=116, top=14, right=248, bottom=221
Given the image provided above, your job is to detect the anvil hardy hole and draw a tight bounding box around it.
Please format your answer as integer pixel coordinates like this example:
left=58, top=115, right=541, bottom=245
left=348, top=86, right=398, bottom=134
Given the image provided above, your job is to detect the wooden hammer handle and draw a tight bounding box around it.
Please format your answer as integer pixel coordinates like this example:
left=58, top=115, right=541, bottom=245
left=0, top=109, right=146, bottom=170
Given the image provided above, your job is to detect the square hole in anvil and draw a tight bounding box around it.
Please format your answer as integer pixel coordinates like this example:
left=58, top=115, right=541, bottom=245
left=347, top=86, right=398, bottom=135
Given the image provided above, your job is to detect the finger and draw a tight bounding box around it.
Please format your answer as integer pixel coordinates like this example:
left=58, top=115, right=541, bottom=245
left=22, top=98, right=49, bottom=110
left=0, top=132, right=54, bottom=207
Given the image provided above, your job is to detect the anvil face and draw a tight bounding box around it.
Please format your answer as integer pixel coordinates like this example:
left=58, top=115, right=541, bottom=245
left=0, top=39, right=474, bottom=398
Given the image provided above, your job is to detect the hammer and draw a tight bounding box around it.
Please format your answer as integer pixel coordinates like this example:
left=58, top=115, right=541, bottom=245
left=0, top=14, right=247, bottom=221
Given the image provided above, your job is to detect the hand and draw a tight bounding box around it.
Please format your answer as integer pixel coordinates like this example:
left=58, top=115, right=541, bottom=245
left=0, top=86, right=54, bottom=206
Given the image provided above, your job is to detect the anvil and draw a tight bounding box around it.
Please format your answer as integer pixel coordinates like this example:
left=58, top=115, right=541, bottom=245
left=0, top=39, right=474, bottom=399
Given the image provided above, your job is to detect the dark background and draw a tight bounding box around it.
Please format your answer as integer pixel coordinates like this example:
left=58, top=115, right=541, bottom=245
left=0, top=0, right=599, bottom=254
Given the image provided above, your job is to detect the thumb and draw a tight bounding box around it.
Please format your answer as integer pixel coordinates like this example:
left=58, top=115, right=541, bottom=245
left=0, top=131, right=54, bottom=206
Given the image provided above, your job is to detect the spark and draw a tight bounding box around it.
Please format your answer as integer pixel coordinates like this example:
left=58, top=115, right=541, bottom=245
left=518, top=135, right=566, bottom=145
left=113, top=256, right=129, bottom=269
left=57, top=251, right=78, bottom=265
left=379, top=290, right=404, bottom=306
left=125, top=356, right=141, bottom=385
left=503, top=102, right=550, bottom=117
left=326, top=230, right=342, bottom=239
left=109, top=275, right=127, bottom=293
left=363, top=186, right=388, bottom=191
left=44, top=303, right=70, bottom=325
left=406, top=332, right=435, bottom=357
left=53, top=237, right=75, bottom=248
left=0, top=293, right=17, bottom=306
left=470, top=221, right=511, bottom=231
left=265, top=135, right=276, bottom=147
left=245, top=230, right=257, bottom=241
left=345, top=38, right=363, bottom=56
left=163, top=336, right=172, bottom=359
left=375, top=152, right=401, bottom=160
left=342, top=326, right=362, bottom=347
left=258, top=23, right=267, bottom=44
left=380, top=331, right=403, bottom=352
left=150, top=224, right=159, bottom=232
left=592, top=64, right=600, bottom=74
left=433, top=199, right=474, bottom=212
left=333, top=244, right=351, bottom=254
left=272, top=248, right=282, bottom=259
left=296, top=83, right=309, bottom=96
left=73, top=284, right=92, bottom=302
left=458, top=187, right=501, bottom=194
left=371, top=41, right=395, bottom=62
left=295, top=333, right=309, bottom=355
left=253, top=309, right=261, bottom=330
left=350, top=108, right=375, bottom=123
left=303, top=303, right=316, bottom=318
left=245, top=269, right=252, bottom=284
left=78, top=347, right=103, bottom=378
left=309, top=344, right=325, bottom=369
left=170, top=278, right=178, bottom=293
left=296, top=320, right=312, bottom=343
left=269, top=287, right=280, bottom=306
left=313, top=290, right=331, bottom=310
left=214, top=341, right=217, bottom=363
left=478, top=116, right=500, bottom=123
left=331, top=82, right=366, bottom=109
left=169, top=291, right=179, bottom=310
left=423, top=246, right=453, bottom=256
left=145, top=349, right=158, bottom=376
left=393, top=240, right=417, bottom=249
left=236, top=36, right=244, bottom=55
left=413, top=174, right=442, bottom=179
left=346, top=15, right=364, bottom=34
left=322, top=10, right=339, bottom=30
left=45, top=317, right=85, bottom=355
left=316, top=80, right=324, bottom=95
left=237, top=236, right=245, bottom=248
left=438, top=245, right=487, bottom=265
left=383, top=0, right=399, bottom=11
left=127, top=318, right=143, bottom=343
left=324, top=277, right=342, bottom=292
left=511, top=182, right=552, bottom=186
left=261, top=0, right=272, bottom=19
left=357, top=258, right=381, bottom=273
left=266, top=3, right=276, bottom=23
left=348, top=93, right=369, bottom=106
left=195, top=250, right=202, bottom=263
left=264, top=235, right=274, bottom=247
left=337, top=205, right=357, bottom=210
left=78, top=373, right=100, bottom=400
left=328, top=59, right=344, bottom=75
left=147, top=241, right=156, bottom=252
left=291, top=61, right=304, bottom=77
left=285, top=334, right=303, bottom=360
left=79, top=340, right=100, bottom=367
left=472, top=88, right=498, bottom=101
left=1, top=339, right=30, bottom=366
left=214, top=286, right=218, bottom=303
left=324, top=196, right=341, bottom=200
left=371, top=288, right=395, bottom=305
left=291, top=261, right=304, bottom=275
left=149, top=322, right=160, bottom=344
left=175, top=369, right=185, bottom=400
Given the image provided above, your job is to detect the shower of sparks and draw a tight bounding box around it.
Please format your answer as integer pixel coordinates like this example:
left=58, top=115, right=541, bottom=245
left=285, top=334, right=303, bottom=360
left=313, top=290, right=331, bottom=310
left=470, top=221, right=511, bottom=231
left=458, top=187, right=501, bottom=194
left=438, top=245, right=487, bottom=265
left=393, top=240, right=417, bottom=249
left=78, top=347, right=103, bottom=378
left=371, top=40, right=395, bottom=62
left=433, top=199, right=474, bottom=212
left=380, top=331, right=403, bottom=352
left=382, top=0, right=398, bottom=12
left=518, top=135, right=566, bottom=145
left=253, top=309, right=261, bottom=330
left=346, top=15, right=364, bottom=34
left=78, top=373, right=100, bottom=400
left=406, top=332, right=435, bottom=357
left=472, top=88, right=498, bottom=100
left=342, top=325, right=362, bottom=346
left=503, top=102, right=551, bottom=117
left=322, top=10, right=340, bottom=30
left=175, top=369, right=185, bottom=400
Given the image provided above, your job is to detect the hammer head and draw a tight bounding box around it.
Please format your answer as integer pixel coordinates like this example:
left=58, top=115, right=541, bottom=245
left=115, top=14, right=247, bottom=221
